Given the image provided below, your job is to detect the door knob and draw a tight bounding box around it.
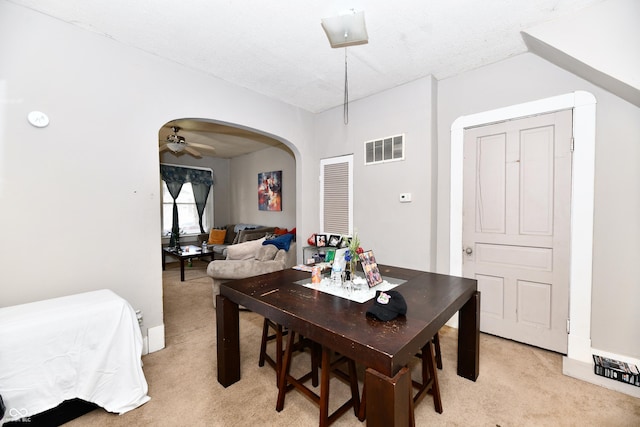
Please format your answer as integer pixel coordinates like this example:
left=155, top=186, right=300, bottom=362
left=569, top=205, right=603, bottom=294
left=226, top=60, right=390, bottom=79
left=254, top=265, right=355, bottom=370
left=464, top=247, right=473, bottom=255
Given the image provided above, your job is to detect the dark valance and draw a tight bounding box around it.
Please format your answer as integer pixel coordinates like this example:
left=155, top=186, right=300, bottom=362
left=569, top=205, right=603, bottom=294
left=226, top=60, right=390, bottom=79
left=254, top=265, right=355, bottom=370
left=160, top=164, right=213, bottom=186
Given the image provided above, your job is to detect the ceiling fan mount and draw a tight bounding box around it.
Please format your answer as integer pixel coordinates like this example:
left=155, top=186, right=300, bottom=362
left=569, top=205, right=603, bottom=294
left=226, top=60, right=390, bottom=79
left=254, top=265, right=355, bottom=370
left=165, top=126, right=187, bottom=152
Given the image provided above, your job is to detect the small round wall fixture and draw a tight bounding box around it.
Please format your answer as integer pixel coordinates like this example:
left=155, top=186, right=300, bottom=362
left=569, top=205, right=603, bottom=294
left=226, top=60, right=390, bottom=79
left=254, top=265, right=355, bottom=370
left=27, top=111, right=49, bottom=128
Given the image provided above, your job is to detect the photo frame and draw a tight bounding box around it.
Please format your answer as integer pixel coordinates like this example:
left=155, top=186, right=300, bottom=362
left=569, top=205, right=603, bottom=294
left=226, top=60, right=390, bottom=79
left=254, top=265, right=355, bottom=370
left=327, top=234, right=341, bottom=247
left=338, top=236, right=351, bottom=249
left=333, top=248, right=348, bottom=272
left=315, top=234, right=327, bottom=247
left=324, top=249, right=336, bottom=263
left=358, top=250, right=383, bottom=287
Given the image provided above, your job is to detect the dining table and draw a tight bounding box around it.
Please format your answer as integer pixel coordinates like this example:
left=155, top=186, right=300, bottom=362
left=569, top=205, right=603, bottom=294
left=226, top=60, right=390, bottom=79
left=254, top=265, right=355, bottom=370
left=216, top=264, right=480, bottom=427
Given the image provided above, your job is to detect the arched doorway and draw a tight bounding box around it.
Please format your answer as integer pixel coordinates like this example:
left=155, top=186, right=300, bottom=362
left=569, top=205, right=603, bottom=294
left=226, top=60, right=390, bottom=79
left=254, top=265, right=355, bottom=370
left=157, top=117, right=298, bottom=346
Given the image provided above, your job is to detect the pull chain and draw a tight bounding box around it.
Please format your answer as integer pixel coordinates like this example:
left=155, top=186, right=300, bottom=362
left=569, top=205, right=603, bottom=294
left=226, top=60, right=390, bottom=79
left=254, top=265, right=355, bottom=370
left=344, top=47, right=349, bottom=125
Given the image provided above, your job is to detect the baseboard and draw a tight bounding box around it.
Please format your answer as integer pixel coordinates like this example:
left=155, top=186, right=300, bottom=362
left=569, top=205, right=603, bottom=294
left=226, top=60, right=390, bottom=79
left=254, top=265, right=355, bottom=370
left=563, top=356, right=640, bottom=398
left=146, top=324, right=165, bottom=354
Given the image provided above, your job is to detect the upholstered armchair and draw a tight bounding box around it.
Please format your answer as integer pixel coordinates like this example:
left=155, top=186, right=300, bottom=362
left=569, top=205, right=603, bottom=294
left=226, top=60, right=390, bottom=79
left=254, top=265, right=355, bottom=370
left=207, top=237, right=296, bottom=307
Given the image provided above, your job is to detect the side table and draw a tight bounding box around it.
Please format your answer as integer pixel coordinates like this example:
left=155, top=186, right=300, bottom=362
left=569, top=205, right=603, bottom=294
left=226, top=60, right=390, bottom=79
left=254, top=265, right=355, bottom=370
left=162, top=245, right=216, bottom=282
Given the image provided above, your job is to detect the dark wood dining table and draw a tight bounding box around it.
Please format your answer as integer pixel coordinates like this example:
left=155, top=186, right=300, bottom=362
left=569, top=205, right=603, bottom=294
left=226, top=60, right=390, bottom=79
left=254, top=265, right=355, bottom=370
left=216, top=265, right=480, bottom=427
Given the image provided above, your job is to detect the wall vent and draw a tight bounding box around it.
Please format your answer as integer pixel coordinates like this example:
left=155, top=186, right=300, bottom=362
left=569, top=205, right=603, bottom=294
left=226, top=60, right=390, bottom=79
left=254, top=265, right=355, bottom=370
left=364, top=134, right=405, bottom=165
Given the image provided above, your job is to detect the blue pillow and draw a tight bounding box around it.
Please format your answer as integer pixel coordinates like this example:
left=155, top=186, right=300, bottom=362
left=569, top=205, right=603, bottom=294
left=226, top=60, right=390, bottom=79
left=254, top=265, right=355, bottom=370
left=263, top=233, right=294, bottom=251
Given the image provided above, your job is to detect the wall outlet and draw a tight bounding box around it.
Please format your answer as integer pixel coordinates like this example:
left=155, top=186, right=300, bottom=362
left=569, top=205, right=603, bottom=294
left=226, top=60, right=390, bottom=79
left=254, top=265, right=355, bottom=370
left=399, top=193, right=412, bottom=203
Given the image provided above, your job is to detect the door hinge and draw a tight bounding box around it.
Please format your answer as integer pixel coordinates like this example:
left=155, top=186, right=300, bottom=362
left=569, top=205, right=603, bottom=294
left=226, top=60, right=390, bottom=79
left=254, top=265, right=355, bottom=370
left=570, top=137, right=575, bottom=152
left=566, top=318, right=570, bottom=334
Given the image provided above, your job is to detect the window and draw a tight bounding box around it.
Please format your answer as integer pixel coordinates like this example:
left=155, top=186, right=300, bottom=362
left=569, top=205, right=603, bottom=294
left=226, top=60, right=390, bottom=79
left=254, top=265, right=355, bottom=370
left=320, top=155, right=353, bottom=235
left=364, top=134, right=405, bottom=165
left=161, top=182, right=212, bottom=236
left=160, top=164, right=213, bottom=236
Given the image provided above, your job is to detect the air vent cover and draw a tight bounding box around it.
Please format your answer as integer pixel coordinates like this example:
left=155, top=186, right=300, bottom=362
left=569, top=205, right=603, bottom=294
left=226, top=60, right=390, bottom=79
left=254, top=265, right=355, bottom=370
left=364, top=134, right=404, bottom=165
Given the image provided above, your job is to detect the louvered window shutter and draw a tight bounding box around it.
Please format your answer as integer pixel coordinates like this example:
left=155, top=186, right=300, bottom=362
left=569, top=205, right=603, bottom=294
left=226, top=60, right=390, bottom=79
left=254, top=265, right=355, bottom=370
left=320, top=155, right=353, bottom=235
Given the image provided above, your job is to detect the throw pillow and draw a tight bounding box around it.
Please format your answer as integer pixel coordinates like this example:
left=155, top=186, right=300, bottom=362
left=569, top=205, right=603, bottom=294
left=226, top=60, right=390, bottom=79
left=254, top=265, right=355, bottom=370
left=274, top=227, right=288, bottom=235
left=208, top=228, right=227, bottom=245
left=224, top=224, right=237, bottom=244
left=226, top=237, right=266, bottom=260
left=233, top=227, right=257, bottom=244
left=262, top=233, right=294, bottom=251
left=255, top=245, right=279, bottom=262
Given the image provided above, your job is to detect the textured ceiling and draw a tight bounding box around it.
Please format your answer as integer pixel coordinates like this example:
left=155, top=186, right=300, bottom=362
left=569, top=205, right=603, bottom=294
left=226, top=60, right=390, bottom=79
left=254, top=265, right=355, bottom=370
left=12, top=0, right=605, bottom=113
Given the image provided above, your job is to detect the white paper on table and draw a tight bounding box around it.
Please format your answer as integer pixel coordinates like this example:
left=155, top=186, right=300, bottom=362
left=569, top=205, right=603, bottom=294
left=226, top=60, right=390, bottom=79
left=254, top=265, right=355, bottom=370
left=296, top=274, right=406, bottom=303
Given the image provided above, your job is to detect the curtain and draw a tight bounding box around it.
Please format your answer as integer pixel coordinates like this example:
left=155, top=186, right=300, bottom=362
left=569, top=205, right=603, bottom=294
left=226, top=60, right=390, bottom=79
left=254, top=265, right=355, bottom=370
left=191, top=183, right=210, bottom=233
left=160, top=165, right=214, bottom=243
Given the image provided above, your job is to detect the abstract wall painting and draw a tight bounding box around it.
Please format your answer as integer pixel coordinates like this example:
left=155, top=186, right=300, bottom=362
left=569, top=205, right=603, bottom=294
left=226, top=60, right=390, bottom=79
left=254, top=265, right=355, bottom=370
left=258, top=170, right=282, bottom=211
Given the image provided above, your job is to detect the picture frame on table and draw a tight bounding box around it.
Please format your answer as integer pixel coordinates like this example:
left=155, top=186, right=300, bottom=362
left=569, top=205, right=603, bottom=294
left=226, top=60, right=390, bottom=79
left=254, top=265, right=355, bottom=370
left=315, top=234, right=327, bottom=247
left=327, top=234, right=341, bottom=247
left=358, top=250, right=383, bottom=287
left=338, top=236, right=351, bottom=249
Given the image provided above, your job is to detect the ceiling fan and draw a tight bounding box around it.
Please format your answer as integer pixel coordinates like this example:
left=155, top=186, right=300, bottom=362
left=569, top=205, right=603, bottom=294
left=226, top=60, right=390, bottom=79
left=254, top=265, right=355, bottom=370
left=159, top=126, right=215, bottom=157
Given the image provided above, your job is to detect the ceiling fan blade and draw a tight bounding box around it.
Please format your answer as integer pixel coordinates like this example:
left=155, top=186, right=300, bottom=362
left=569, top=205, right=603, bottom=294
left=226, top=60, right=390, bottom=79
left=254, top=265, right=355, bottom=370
left=184, top=146, right=202, bottom=157
left=187, top=142, right=216, bottom=152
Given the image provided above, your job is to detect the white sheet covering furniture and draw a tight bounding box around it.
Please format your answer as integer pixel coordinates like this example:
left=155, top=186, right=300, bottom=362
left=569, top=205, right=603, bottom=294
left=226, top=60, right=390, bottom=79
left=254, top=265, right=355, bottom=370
left=0, top=289, right=150, bottom=424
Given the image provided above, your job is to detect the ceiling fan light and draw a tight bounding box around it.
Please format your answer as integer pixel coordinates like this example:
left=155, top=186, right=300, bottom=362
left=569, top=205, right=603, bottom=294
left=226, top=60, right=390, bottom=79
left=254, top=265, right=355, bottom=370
left=167, top=142, right=186, bottom=153
left=321, top=10, right=368, bottom=48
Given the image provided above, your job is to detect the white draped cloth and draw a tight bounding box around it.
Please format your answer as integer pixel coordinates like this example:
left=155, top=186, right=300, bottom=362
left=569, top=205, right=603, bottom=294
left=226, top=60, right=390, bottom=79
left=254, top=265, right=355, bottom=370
left=0, top=289, right=150, bottom=424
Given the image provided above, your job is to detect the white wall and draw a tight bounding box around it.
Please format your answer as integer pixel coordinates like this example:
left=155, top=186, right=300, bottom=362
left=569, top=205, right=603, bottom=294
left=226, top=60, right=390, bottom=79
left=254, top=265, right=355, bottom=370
left=312, top=76, right=437, bottom=271
left=436, top=52, right=640, bottom=360
left=0, top=2, right=314, bottom=350
left=229, top=145, right=296, bottom=230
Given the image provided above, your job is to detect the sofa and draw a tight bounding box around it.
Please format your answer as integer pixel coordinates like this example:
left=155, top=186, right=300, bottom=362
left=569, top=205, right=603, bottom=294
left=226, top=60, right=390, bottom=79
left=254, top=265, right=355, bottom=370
left=207, top=236, right=297, bottom=307
left=201, top=224, right=289, bottom=259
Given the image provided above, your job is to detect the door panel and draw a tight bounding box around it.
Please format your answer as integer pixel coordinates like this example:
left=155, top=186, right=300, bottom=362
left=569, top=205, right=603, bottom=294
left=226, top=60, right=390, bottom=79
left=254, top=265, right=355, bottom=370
left=517, top=280, right=551, bottom=328
left=475, top=133, right=506, bottom=234
left=476, top=274, right=504, bottom=319
left=463, top=110, right=572, bottom=353
left=475, top=244, right=553, bottom=271
left=520, top=128, right=554, bottom=235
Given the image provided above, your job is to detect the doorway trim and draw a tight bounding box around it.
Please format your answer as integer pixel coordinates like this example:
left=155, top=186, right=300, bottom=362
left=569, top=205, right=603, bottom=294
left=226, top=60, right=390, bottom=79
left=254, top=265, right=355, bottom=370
left=449, top=91, right=596, bottom=365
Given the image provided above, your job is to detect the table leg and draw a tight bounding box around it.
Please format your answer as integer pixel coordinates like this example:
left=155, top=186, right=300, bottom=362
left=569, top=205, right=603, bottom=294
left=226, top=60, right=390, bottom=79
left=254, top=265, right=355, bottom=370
left=162, top=250, right=166, bottom=270
left=180, top=258, right=185, bottom=282
left=364, top=366, right=412, bottom=427
left=457, top=290, right=480, bottom=381
left=216, top=294, right=240, bottom=387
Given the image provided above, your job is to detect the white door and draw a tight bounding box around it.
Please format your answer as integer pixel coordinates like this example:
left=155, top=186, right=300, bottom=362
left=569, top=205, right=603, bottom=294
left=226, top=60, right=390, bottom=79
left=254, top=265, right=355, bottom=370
left=462, top=110, right=572, bottom=353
